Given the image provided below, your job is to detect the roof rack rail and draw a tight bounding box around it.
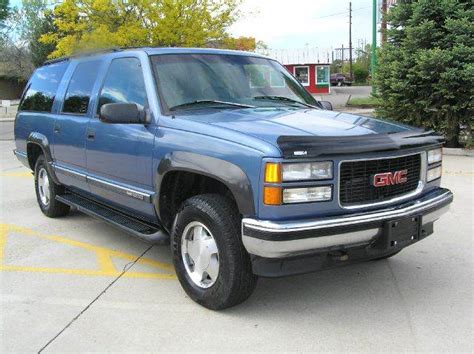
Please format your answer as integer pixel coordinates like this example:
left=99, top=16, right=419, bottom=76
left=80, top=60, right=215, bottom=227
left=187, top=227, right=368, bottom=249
left=43, top=47, right=127, bottom=65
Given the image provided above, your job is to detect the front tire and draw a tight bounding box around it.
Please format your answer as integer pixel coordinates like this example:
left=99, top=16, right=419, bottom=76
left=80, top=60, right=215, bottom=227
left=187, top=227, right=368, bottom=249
left=34, top=155, right=70, bottom=218
left=171, top=194, right=257, bottom=310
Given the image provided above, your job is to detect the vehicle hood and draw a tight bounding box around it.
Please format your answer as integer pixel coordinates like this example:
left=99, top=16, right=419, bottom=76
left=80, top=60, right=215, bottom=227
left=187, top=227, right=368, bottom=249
left=177, top=107, right=412, bottom=146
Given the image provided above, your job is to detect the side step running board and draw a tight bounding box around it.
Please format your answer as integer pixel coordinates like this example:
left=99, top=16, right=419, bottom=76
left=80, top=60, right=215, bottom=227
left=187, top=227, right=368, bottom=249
left=56, top=193, right=169, bottom=244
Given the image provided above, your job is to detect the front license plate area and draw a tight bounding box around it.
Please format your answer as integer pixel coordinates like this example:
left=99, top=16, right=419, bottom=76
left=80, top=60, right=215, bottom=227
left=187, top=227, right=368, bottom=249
left=374, top=216, right=421, bottom=249
left=385, top=216, right=420, bottom=248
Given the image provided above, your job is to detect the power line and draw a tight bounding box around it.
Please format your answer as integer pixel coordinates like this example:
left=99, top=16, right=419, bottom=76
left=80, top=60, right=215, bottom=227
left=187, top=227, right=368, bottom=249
left=313, top=5, right=371, bottom=20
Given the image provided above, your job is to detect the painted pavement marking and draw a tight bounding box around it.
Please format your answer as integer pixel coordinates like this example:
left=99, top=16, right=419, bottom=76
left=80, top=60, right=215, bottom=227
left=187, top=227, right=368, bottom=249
left=0, top=224, right=176, bottom=280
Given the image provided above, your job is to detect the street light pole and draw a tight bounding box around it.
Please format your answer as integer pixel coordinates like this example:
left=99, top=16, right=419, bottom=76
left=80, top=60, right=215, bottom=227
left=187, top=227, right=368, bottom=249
left=371, top=0, right=377, bottom=95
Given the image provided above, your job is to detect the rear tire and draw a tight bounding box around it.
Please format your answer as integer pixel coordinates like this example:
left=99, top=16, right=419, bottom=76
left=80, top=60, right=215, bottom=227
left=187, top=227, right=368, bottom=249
left=171, top=194, right=257, bottom=310
left=34, top=155, right=70, bottom=218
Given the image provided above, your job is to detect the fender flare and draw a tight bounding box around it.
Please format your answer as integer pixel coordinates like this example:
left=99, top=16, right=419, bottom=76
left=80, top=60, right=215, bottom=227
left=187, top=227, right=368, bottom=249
left=26, top=132, right=60, bottom=184
left=155, top=151, right=256, bottom=219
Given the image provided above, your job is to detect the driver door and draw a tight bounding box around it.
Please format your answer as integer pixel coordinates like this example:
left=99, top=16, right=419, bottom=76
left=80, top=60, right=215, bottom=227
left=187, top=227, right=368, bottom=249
left=85, top=56, right=156, bottom=218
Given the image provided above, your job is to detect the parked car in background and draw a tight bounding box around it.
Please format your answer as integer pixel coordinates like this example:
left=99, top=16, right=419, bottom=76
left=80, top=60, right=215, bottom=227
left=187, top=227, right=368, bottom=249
left=331, top=73, right=353, bottom=86
left=14, top=48, right=452, bottom=310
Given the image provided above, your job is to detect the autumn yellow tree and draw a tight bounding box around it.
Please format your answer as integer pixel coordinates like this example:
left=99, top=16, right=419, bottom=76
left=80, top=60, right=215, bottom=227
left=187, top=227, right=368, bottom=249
left=40, top=0, right=242, bottom=58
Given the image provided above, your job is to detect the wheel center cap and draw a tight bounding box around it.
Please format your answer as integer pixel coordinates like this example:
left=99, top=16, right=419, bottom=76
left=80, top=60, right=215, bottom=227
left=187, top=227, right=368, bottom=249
left=196, top=241, right=211, bottom=269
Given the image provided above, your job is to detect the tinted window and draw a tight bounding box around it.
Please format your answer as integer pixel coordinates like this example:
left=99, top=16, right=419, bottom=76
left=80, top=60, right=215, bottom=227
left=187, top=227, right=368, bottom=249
left=151, top=54, right=317, bottom=112
left=19, top=62, right=68, bottom=112
left=97, top=58, right=147, bottom=113
left=62, top=61, right=100, bottom=114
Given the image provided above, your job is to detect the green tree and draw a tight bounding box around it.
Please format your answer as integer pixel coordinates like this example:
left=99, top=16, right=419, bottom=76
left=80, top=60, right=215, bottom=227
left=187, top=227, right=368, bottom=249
left=16, top=0, right=56, bottom=66
left=0, top=0, right=56, bottom=79
left=0, top=0, right=8, bottom=24
left=376, top=0, right=473, bottom=147
left=353, top=63, right=369, bottom=83
left=41, top=0, right=242, bottom=58
left=330, top=59, right=343, bottom=74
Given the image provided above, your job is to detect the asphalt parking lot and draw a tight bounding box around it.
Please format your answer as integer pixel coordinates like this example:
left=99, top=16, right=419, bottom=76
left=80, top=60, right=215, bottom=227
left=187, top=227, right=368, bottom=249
left=1, top=135, right=473, bottom=352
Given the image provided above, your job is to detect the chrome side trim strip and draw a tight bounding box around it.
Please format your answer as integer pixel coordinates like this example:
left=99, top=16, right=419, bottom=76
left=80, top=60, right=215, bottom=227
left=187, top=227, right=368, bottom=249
left=13, top=149, right=28, bottom=159
left=243, top=189, right=452, bottom=233
left=87, top=176, right=152, bottom=202
left=53, top=164, right=87, bottom=182
left=52, top=164, right=153, bottom=203
left=337, top=152, right=426, bottom=210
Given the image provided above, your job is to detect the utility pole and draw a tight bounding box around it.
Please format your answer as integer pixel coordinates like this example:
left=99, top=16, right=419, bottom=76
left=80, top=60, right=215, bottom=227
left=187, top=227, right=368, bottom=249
left=381, top=0, right=388, bottom=43
left=349, top=2, right=353, bottom=80
left=371, top=0, right=377, bottom=95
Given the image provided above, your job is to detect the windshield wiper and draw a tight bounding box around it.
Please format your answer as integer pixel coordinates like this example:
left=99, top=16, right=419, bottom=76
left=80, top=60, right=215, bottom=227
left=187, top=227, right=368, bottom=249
left=253, top=95, right=318, bottom=109
left=169, top=100, right=255, bottom=111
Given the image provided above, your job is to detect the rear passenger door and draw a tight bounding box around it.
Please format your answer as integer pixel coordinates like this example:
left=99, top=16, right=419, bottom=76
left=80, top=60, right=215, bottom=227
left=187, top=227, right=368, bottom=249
left=85, top=57, right=156, bottom=218
left=52, top=60, right=102, bottom=191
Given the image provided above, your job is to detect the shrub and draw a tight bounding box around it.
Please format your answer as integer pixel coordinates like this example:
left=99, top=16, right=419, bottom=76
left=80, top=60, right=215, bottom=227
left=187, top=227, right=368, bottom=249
left=376, top=0, right=473, bottom=147
left=353, top=64, right=369, bottom=83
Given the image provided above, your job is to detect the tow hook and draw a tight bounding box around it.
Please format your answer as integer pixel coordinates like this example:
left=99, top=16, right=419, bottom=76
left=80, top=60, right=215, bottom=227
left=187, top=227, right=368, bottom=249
left=329, top=251, right=349, bottom=262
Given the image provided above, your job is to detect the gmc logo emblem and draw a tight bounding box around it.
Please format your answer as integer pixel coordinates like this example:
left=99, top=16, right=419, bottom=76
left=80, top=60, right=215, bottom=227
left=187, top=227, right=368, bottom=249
left=373, top=170, right=408, bottom=187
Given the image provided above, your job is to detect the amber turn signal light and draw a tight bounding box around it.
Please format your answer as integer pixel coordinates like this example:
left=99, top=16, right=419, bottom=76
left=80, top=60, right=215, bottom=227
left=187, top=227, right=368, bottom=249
left=264, top=186, right=282, bottom=205
left=265, top=163, right=281, bottom=183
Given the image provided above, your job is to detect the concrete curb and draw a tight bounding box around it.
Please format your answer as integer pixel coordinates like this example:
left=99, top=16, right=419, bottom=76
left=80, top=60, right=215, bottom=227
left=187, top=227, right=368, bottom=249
left=443, top=148, right=474, bottom=157
left=0, top=118, right=15, bottom=122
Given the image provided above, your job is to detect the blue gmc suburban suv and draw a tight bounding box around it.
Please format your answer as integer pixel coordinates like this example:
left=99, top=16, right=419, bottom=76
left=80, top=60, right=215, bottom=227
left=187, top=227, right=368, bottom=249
left=14, top=48, right=453, bottom=310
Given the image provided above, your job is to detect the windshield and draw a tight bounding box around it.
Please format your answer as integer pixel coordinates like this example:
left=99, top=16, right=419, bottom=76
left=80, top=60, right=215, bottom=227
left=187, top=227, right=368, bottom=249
left=151, top=54, right=320, bottom=113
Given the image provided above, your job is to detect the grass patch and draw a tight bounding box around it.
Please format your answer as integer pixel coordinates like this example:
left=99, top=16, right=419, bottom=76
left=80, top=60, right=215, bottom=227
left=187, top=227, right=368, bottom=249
left=347, top=96, right=381, bottom=108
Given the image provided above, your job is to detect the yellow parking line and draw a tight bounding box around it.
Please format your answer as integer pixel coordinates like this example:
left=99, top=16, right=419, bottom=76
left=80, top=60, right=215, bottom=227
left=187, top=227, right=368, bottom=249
left=0, top=224, right=176, bottom=280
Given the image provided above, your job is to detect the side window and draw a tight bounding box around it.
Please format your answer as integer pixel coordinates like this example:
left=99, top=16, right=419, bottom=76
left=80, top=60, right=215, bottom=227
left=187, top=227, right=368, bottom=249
left=294, top=66, right=310, bottom=86
left=97, top=58, right=147, bottom=114
left=19, top=62, right=68, bottom=112
left=316, top=66, right=329, bottom=85
left=62, top=61, right=101, bottom=115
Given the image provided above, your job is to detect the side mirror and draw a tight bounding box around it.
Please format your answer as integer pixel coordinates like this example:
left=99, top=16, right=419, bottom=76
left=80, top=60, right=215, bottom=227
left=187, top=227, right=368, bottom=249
left=99, top=103, right=146, bottom=124
left=319, top=101, right=333, bottom=111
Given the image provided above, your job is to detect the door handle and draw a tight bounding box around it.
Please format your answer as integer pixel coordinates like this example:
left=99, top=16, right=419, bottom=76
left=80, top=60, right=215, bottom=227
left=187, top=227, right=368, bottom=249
left=54, top=125, right=60, bottom=134
left=87, top=129, right=95, bottom=140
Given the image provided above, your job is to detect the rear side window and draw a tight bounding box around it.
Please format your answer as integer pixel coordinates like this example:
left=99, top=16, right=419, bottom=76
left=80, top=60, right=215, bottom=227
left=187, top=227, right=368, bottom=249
left=62, top=61, right=101, bottom=115
left=97, top=57, right=147, bottom=113
left=19, top=62, right=68, bottom=112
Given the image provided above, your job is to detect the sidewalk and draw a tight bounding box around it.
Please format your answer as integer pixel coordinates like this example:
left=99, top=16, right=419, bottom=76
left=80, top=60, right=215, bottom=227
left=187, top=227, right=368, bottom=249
left=335, top=107, right=375, bottom=117
left=0, top=104, right=17, bottom=121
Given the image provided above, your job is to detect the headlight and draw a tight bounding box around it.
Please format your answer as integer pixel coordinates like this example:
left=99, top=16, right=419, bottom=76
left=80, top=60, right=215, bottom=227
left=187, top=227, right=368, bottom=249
left=282, top=161, right=333, bottom=181
left=283, top=186, right=332, bottom=204
left=427, top=148, right=442, bottom=164
left=427, top=166, right=442, bottom=182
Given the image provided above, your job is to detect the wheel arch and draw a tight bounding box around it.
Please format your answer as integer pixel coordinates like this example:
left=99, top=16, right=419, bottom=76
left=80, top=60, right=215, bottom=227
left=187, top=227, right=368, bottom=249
left=26, top=132, right=60, bottom=184
left=155, top=152, right=256, bottom=230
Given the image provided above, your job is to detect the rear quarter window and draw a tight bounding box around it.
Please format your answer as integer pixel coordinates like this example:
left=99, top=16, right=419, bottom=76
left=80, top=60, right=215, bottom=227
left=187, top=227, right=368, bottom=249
left=19, top=61, right=69, bottom=112
left=62, top=61, right=101, bottom=115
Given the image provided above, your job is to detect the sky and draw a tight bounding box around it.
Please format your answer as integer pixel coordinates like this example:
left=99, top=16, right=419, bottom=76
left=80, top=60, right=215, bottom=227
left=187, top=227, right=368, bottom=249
left=230, top=0, right=374, bottom=50
left=9, top=0, right=375, bottom=51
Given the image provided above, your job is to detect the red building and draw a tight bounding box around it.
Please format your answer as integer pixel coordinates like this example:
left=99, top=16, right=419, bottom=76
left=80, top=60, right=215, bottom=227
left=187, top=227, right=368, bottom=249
left=284, top=63, right=331, bottom=94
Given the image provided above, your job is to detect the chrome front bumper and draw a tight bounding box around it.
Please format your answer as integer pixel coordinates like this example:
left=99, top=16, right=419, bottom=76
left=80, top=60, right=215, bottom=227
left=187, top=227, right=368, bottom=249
left=242, top=188, right=453, bottom=259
